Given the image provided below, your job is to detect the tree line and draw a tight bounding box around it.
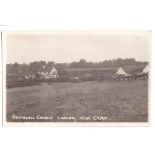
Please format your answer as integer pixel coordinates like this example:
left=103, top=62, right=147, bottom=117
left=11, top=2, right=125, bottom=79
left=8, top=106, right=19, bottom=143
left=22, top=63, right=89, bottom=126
left=7, top=58, right=148, bottom=75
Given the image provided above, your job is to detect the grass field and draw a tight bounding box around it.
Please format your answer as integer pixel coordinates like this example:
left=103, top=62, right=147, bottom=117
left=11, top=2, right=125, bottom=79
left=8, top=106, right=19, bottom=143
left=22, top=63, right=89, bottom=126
left=6, top=80, right=148, bottom=122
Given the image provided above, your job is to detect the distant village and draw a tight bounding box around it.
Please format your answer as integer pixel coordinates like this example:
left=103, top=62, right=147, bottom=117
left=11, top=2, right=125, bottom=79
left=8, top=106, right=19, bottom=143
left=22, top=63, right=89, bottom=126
left=25, top=67, right=58, bottom=80
left=6, top=58, right=149, bottom=88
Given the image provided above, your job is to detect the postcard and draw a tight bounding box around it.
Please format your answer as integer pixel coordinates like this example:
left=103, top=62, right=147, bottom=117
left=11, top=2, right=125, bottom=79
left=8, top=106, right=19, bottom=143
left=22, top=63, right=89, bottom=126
left=2, top=31, right=151, bottom=126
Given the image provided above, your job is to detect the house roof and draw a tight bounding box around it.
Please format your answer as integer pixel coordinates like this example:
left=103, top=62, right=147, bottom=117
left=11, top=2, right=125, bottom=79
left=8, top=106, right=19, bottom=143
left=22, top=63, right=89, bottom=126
left=39, top=66, right=57, bottom=73
left=49, top=67, right=58, bottom=74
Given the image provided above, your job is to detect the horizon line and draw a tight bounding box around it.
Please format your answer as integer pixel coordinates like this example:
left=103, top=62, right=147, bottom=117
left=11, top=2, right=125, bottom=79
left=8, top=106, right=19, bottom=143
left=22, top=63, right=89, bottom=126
left=6, top=58, right=148, bottom=65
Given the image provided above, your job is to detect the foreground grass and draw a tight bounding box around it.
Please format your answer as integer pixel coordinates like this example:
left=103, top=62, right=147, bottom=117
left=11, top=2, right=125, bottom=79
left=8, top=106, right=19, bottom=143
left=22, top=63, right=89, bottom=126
left=6, top=80, right=148, bottom=122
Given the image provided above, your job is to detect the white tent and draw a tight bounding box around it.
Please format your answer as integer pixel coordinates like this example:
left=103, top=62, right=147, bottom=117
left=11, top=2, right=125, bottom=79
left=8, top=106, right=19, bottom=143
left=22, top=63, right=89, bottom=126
left=116, top=67, right=127, bottom=76
left=142, top=65, right=149, bottom=73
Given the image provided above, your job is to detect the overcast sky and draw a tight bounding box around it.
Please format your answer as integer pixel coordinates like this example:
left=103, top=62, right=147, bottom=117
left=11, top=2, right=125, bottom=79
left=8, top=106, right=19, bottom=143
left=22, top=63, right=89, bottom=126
left=4, top=31, right=150, bottom=64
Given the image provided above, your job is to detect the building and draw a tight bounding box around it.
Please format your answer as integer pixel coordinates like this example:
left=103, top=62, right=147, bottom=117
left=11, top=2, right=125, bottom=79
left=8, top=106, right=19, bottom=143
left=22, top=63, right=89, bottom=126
left=38, top=67, right=58, bottom=79
left=48, top=67, right=58, bottom=78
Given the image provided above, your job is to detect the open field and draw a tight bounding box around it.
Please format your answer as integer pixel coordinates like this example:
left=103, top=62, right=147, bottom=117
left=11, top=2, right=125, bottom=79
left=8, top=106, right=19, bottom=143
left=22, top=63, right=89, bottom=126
left=6, top=80, right=148, bottom=122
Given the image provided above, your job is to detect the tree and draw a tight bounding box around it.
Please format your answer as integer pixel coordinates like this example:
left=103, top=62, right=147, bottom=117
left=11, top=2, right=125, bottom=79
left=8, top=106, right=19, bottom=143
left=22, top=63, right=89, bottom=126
left=70, top=61, right=78, bottom=68
left=29, top=62, right=40, bottom=74
left=21, top=63, right=29, bottom=75
left=46, top=61, right=55, bottom=71
left=78, top=59, right=87, bottom=68
left=12, top=63, right=20, bottom=74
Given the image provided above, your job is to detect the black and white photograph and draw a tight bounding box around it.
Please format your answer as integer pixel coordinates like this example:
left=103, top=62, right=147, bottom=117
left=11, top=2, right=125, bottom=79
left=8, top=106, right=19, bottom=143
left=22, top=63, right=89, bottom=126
left=2, top=31, right=151, bottom=125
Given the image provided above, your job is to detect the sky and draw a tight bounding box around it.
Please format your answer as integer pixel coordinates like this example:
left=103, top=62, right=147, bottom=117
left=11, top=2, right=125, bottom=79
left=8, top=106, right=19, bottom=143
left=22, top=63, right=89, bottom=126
left=4, top=31, right=151, bottom=64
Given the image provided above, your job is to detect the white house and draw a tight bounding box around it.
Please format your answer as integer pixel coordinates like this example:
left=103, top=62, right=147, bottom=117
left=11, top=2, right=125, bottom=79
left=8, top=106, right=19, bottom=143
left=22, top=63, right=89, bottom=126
left=39, top=67, right=58, bottom=79
left=48, top=67, right=58, bottom=79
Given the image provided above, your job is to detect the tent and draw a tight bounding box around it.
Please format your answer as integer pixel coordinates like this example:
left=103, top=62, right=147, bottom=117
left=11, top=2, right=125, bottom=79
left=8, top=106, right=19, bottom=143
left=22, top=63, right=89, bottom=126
left=142, top=65, right=149, bottom=73
left=113, top=67, right=132, bottom=80
left=116, top=67, right=128, bottom=76
left=135, top=65, right=149, bottom=80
